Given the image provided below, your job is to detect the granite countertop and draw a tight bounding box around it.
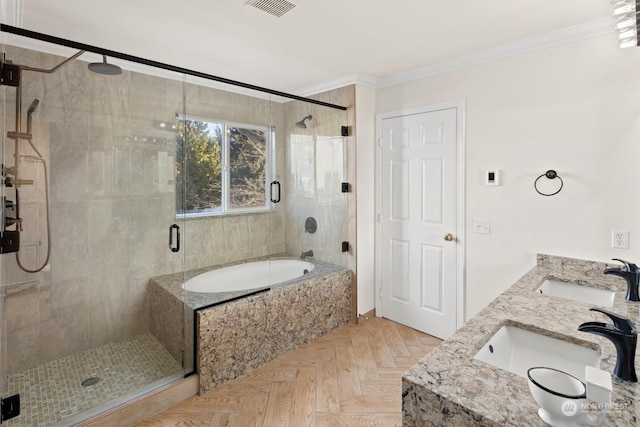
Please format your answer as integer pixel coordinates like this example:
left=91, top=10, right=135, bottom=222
left=403, top=254, right=640, bottom=426
left=150, top=253, right=348, bottom=311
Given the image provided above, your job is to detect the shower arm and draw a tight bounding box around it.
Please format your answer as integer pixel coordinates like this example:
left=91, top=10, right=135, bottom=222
left=18, top=50, right=85, bottom=73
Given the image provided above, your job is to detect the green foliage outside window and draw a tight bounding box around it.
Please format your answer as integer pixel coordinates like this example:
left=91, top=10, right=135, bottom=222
left=176, top=117, right=269, bottom=216
left=229, top=127, right=266, bottom=208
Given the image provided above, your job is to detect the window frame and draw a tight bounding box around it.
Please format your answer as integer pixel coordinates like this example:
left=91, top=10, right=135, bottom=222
left=175, top=114, right=275, bottom=219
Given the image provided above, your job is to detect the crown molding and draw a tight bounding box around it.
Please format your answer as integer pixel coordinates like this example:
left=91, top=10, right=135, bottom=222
left=2, top=9, right=614, bottom=98
left=296, top=73, right=378, bottom=97
left=377, top=18, right=614, bottom=88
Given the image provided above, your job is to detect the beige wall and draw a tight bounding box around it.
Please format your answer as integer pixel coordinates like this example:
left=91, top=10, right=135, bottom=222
left=354, top=84, right=376, bottom=316
left=375, top=34, right=640, bottom=319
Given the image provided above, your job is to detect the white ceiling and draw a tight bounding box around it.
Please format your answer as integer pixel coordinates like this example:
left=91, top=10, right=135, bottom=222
left=7, top=0, right=612, bottom=94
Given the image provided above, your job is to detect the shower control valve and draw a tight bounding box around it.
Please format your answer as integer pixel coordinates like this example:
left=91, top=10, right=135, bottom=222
left=3, top=199, right=16, bottom=228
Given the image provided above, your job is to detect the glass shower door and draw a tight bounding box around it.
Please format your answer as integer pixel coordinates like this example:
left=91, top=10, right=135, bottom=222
left=180, top=78, right=279, bottom=280
left=286, top=100, right=350, bottom=269
left=0, top=40, right=189, bottom=426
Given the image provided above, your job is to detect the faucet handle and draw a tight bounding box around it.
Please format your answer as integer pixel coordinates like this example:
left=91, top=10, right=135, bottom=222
left=589, top=307, right=637, bottom=334
left=611, top=258, right=639, bottom=272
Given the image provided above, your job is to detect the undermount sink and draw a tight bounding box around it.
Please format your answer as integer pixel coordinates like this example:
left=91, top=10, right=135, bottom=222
left=474, top=325, right=601, bottom=381
left=536, top=279, right=615, bottom=308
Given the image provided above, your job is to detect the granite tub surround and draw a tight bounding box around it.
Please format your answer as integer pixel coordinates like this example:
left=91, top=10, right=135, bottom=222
left=403, top=254, right=639, bottom=426
left=149, top=253, right=352, bottom=394
left=196, top=267, right=352, bottom=394
left=149, top=283, right=193, bottom=369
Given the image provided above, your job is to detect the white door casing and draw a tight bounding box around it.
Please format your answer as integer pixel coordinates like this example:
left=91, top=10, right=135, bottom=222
left=375, top=102, right=465, bottom=339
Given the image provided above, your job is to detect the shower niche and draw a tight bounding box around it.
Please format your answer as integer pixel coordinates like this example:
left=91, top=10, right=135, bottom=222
left=0, top=31, right=354, bottom=426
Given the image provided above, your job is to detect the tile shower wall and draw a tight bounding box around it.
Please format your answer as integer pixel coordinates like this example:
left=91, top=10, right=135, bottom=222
left=2, top=45, right=285, bottom=374
left=283, top=86, right=356, bottom=270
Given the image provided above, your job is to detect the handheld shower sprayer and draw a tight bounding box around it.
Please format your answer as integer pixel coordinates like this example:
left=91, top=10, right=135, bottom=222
left=4, top=49, right=121, bottom=270
left=26, top=98, right=39, bottom=134
left=9, top=96, right=50, bottom=272
left=27, top=98, right=39, bottom=115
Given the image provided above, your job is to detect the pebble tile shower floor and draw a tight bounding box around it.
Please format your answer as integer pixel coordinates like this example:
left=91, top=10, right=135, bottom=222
left=4, top=334, right=182, bottom=427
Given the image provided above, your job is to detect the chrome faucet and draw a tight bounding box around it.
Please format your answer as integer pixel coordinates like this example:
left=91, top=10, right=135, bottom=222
left=578, top=307, right=637, bottom=382
left=603, top=258, right=639, bottom=302
left=300, top=250, right=313, bottom=260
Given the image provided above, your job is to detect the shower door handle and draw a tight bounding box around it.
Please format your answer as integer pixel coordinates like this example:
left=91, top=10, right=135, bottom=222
left=270, top=180, right=281, bottom=203
left=169, top=224, right=180, bottom=253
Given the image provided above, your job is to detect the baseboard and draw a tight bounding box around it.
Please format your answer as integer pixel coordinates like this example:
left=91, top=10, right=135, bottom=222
left=357, top=308, right=376, bottom=324
left=78, top=375, right=198, bottom=426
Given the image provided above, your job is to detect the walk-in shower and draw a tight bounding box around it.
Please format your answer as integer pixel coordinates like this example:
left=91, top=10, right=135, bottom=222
left=1, top=25, right=353, bottom=427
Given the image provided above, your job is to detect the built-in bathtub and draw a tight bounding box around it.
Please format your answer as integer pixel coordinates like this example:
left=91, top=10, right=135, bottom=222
left=181, top=259, right=315, bottom=293
left=149, top=255, right=352, bottom=394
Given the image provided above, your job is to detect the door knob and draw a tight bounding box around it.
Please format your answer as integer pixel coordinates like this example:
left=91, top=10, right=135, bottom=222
left=444, top=233, right=455, bottom=242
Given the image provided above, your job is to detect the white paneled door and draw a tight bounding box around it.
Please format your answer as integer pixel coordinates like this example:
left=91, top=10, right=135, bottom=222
left=378, top=106, right=460, bottom=339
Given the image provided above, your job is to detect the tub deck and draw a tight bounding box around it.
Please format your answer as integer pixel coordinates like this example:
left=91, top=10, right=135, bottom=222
left=150, top=254, right=346, bottom=311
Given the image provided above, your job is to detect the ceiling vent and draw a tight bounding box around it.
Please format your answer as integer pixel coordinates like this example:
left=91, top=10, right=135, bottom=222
left=246, top=0, right=299, bottom=17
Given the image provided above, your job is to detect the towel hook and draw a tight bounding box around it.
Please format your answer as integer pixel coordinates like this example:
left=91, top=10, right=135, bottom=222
left=534, top=170, right=563, bottom=196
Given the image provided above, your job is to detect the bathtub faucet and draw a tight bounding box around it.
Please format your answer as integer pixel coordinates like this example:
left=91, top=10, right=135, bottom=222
left=300, top=250, right=314, bottom=260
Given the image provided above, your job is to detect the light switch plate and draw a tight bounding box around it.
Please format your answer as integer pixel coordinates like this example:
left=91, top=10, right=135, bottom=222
left=473, top=219, right=491, bottom=235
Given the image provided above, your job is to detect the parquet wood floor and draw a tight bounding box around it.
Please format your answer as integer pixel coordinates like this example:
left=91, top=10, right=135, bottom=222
left=136, top=317, right=442, bottom=427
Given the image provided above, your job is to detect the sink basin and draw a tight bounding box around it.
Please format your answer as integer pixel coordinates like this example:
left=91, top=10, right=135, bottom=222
left=537, top=279, right=615, bottom=308
left=474, top=325, right=601, bottom=381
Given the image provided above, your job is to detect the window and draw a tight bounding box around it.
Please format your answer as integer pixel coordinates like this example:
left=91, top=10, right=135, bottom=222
left=175, top=116, right=272, bottom=217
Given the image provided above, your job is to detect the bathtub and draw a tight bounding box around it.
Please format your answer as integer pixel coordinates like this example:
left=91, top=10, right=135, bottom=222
left=181, top=259, right=315, bottom=293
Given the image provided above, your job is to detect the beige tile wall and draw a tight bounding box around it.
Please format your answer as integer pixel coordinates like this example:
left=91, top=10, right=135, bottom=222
left=283, top=86, right=356, bottom=270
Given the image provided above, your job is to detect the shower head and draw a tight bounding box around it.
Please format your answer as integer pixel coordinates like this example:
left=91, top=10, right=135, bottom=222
left=27, top=99, right=40, bottom=115
left=88, top=55, right=122, bottom=75
left=295, top=115, right=312, bottom=129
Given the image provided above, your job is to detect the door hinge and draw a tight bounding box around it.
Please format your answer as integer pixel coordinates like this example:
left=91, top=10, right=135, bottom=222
left=378, top=214, right=384, bottom=223
left=1, top=393, right=20, bottom=422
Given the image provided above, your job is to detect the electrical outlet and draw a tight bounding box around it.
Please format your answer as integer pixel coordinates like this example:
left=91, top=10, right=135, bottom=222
left=612, top=230, right=629, bottom=249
